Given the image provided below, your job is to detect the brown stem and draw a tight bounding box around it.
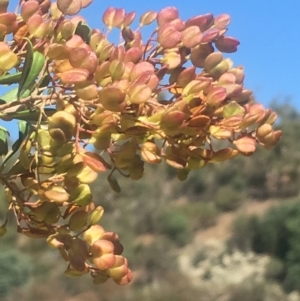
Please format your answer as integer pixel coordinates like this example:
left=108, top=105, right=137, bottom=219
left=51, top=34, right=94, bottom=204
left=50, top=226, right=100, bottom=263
left=0, top=92, right=76, bottom=113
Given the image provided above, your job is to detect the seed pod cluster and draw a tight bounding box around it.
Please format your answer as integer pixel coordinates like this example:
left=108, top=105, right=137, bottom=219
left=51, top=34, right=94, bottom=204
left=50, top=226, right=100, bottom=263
left=0, top=0, right=281, bottom=286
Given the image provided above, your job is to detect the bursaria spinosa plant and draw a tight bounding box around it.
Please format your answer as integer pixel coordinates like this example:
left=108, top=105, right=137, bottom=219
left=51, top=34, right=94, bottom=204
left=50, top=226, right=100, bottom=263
left=0, top=0, right=281, bottom=285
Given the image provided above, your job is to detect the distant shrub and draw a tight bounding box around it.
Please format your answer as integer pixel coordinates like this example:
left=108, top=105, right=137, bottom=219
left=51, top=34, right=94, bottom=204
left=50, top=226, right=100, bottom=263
left=0, top=249, right=32, bottom=298
left=132, top=237, right=178, bottom=280
left=283, top=264, right=300, bottom=293
left=227, top=276, right=288, bottom=301
left=180, top=202, right=219, bottom=230
left=157, top=210, right=191, bottom=247
left=227, top=278, right=265, bottom=301
left=178, top=171, right=207, bottom=197
left=229, top=214, right=260, bottom=252
left=246, top=166, right=268, bottom=199
left=231, top=200, right=300, bottom=293
left=214, top=185, right=243, bottom=211
left=192, top=250, right=208, bottom=267
left=265, top=258, right=285, bottom=281
left=214, top=160, right=244, bottom=188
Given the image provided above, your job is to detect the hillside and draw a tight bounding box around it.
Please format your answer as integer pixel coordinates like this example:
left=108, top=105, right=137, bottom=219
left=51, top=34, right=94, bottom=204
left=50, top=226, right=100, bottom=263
left=1, top=101, right=300, bottom=301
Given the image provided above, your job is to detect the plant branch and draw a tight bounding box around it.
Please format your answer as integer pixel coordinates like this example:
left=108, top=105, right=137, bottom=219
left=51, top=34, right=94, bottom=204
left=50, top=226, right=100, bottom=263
left=0, top=93, right=76, bottom=113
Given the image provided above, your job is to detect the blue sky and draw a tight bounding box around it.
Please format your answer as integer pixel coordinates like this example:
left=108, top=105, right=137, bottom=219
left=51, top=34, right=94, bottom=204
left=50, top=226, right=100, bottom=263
left=79, top=0, right=299, bottom=109
left=5, top=0, right=299, bottom=108
left=2, top=1, right=299, bottom=139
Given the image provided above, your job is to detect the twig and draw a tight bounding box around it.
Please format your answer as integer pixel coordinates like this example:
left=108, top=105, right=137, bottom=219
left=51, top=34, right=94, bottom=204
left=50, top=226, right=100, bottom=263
left=0, top=93, right=75, bottom=113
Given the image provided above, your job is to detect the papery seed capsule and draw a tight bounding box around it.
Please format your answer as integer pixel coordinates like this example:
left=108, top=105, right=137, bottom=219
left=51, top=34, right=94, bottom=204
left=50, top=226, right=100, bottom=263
left=21, top=175, right=39, bottom=194
left=68, top=210, right=89, bottom=231
left=83, top=225, right=105, bottom=245
left=128, top=155, right=144, bottom=180
left=92, top=271, right=110, bottom=284
left=81, top=152, right=107, bottom=173
left=66, top=162, right=85, bottom=178
left=119, top=140, right=136, bottom=158
left=47, top=233, right=72, bottom=249
left=44, top=185, right=70, bottom=203
left=48, top=111, right=76, bottom=142
left=21, top=0, right=40, bottom=22
left=208, top=60, right=230, bottom=78
left=92, top=132, right=111, bottom=150
left=187, top=156, right=207, bottom=170
left=93, top=253, right=116, bottom=270
left=64, top=266, right=89, bottom=277
left=75, top=82, right=98, bottom=100
left=113, top=269, right=133, bottom=285
left=204, top=52, right=223, bottom=71
left=0, top=0, right=9, bottom=14
left=101, top=232, right=124, bottom=255
left=56, top=142, right=76, bottom=157
left=70, top=183, right=93, bottom=206
left=90, top=206, right=104, bottom=225
left=256, top=124, right=273, bottom=139
left=177, top=169, right=190, bottom=181
left=41, top=150, right=55, bottom=165
left=107, top=264, right=128, bottom=280
left=141, top=142, right=161, bottom=164
left=60, top=20, right=75, bottom=39
left=19, top=139, right=32, bottom=169
left=34, top=201, right=60, bottom=223
left=90, top=239, right=115, bottom=257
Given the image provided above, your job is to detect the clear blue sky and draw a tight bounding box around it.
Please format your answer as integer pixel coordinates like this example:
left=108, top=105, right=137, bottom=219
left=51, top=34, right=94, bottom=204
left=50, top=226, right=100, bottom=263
left=2, top=0, right=299, bottom=140
left=79, top=0, right=299, bottom=109
left=5, top=0, right=300, bottom=108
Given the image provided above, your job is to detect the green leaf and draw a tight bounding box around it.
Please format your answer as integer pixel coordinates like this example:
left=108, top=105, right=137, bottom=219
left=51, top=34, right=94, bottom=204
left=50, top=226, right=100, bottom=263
left=3, top=158, right=36, bottom=177
left=75, top=21, right=91, bottom=44
left=0, top=87, right=20, bottom=104
left=38, top=73, right=51, bottom=91
left=18, top=38, right=46, bottom=99
left=0, top=87, right=31, bottom=105
left=0, top=107, right=55, bottom=122
left=0, top=125, right=9, bottom=135
left=107, top=174, right=121, bottom=193
left=223, top=101, right=245, bottom=118
left=0, top=120, right=30, bottom=169
left=0, top=72, right=22, bottom=85
left=0, top=126, right=8, bottom=156
left=18, top=38, right=34, bottom=99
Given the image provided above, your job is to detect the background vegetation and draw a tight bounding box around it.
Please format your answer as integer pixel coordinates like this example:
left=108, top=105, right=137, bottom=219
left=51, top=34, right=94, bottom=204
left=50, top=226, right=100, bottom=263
left=1, top=101, right=299, bottom=300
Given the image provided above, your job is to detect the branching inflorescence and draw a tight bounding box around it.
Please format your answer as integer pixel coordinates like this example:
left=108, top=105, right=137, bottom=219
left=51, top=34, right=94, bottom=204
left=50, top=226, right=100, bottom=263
left=0, top=0, right=281, bottom=285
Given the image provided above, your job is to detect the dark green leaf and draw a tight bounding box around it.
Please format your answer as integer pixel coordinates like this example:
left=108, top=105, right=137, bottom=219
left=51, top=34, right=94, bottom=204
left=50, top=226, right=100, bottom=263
left=18, top=38, right=46, bottom=99
left=0, top=72, right=22, bottom=85
left=0, top=126, right=8, bottom=156
left=0, top=108, right=55, bottom=122
left=75, top=21, right=91, bottom=44
left=0, top=120, right=30, bottom=169
left=0, top=87, right=31, bottom=105
left=0, top=125, right=9, bottom=135
left=18, top=38, right=34, bottom=99
left=107, top=174, right=121, bottom=193
left=3, top=159, right=36, bottom=177
left=38, top=73, right=51, bottom=92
